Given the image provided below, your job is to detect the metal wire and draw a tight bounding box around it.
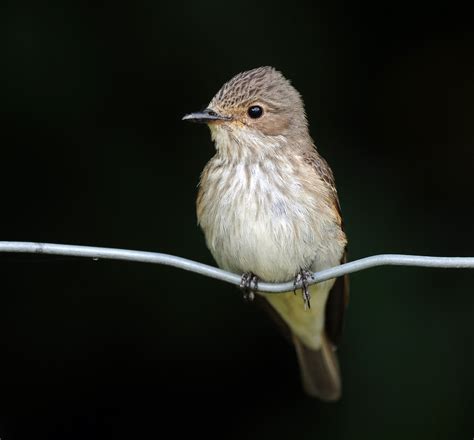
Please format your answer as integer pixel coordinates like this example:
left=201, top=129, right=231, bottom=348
left=1, top=241, right=474, bottom=293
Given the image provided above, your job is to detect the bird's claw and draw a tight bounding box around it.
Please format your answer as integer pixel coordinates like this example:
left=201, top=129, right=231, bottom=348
left=294, top=269, right=314, bottom=309
left=240, top=272, right=259, bottom=302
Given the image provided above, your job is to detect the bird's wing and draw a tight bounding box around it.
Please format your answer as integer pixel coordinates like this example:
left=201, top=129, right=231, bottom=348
left=303, top=150, right=349, bottom=347
left=325, top=250, right=349, bottom=346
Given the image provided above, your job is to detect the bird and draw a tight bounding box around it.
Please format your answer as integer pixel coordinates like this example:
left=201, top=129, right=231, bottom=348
left=183, top=66, right=348, bottom=401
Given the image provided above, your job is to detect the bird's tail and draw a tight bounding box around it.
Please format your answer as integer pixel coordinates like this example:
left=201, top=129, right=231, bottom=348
left=292, top=332, right=341, bottom=401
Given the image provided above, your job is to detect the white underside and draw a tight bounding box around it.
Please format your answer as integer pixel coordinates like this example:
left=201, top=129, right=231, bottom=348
left=199, top=126, right=344, bottom=350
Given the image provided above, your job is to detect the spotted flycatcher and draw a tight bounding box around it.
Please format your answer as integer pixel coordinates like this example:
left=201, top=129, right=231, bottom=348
left=183, top=66, right=348, bottom=401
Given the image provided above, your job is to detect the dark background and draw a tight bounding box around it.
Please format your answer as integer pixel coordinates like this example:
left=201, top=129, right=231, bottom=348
left=1, top=1, right=473, bottom=439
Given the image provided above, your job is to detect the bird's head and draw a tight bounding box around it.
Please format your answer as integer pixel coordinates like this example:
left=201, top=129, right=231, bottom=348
left=183, top=67, right=310, bottom=157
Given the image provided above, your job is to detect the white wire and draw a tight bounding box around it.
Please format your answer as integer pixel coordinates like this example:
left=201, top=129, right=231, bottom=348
left=1, top=241, right=473, bottom=293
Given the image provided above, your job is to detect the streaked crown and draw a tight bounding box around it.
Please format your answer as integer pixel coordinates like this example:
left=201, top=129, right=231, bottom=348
left=208, top=66, right=308, bottom=136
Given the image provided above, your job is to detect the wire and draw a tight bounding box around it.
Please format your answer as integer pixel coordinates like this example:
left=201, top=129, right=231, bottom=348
left=1, top=241, right=473, bottom=293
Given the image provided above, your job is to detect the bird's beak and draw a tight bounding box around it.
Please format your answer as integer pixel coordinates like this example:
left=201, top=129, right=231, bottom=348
left=182, top=108, right=231, bottom=124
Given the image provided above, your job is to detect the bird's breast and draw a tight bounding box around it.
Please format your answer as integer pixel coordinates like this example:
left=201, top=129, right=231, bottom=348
left=198, top=158, right=343, bottom=282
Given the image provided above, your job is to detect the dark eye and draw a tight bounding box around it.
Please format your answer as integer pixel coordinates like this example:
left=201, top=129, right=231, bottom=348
left=248, top=105, right=263, bottom=119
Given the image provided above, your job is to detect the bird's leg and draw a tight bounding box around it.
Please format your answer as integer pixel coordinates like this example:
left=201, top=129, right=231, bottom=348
left=294, top=269, right=314, bottom=309
left=240, top=272, right=259, bottom=302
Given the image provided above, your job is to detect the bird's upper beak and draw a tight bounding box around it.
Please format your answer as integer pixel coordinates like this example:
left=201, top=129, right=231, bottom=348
left=182, top=108, right=231, bottom=124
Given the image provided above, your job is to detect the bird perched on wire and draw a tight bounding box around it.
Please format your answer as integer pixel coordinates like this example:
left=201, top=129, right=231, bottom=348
left=183, top=66, right=348, bottom=401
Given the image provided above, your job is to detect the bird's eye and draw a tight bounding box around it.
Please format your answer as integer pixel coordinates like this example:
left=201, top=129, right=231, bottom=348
left=248, top=105, right=263, bottom=119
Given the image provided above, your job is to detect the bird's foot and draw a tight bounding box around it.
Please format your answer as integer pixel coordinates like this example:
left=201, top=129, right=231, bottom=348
left=240, top=272, right=259, bottom=302
left=294, top=269, right=314, bottom=309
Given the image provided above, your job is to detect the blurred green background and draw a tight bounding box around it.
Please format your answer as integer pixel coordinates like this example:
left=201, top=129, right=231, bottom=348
left=1, top=1, right=473, bottom=439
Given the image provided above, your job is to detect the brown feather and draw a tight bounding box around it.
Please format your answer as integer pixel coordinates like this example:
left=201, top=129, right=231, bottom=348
left=293, top=332, right=341, bottom=401
left=302, top=148, right=349, bottom=347
left=255, top=294, right=342, bottom=401
left=325, top=251, right=350, bottom=346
